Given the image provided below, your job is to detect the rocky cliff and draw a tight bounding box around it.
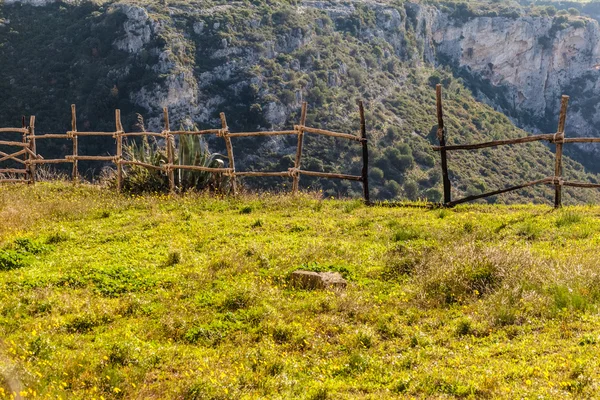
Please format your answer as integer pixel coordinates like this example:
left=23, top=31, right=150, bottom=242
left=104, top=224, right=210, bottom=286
left=105, top=1, right=600, bottom=148
left=2, top=0, right=600, bottom=204
left=432, top=12, right=600, bottom=167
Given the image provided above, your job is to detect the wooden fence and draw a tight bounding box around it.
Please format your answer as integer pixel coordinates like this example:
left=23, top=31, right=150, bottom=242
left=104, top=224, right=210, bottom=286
left=0, top=117, right=37, bottom=184
left=433, top=84, right=598, bottom=208
left=0, top=102, right=370, bottom=202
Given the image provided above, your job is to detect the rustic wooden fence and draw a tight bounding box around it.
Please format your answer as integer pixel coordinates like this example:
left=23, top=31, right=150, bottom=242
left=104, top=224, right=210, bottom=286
left=433, top=84, right=599, bottom=208
left=0, top=102, right=370, bottom=201
left=0, top=117, right=37, bottom=184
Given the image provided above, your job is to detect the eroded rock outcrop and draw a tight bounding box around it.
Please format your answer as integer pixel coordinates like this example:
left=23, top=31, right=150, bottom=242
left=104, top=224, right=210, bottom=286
left=433, top=15, right=600, bottom=144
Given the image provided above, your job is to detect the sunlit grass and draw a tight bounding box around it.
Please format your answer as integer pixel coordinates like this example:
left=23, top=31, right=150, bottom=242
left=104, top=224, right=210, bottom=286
left=1, top=182, right=600, bottom=398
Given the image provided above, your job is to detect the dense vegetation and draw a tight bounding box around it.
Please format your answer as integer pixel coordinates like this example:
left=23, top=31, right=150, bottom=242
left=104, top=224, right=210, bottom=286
left=1, top=0, right=600, bottom=203
left=3, top=183, right=600, bottom=398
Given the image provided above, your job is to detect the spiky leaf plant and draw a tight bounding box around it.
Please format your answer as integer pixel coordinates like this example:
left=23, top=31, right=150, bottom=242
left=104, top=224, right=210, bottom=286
left=121, top=136, right=170, bottom=193
left=120, top=122, right=232, bottom=194
left=177, top=133, right=231, bottom=193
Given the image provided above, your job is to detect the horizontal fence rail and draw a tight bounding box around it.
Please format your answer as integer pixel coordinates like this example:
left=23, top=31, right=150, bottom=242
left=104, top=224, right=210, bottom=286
left=0, top=102, right=370, bottom=202
left=432, top=85, right=599, bottom=208
left=431, top=134, right=556, bottom=151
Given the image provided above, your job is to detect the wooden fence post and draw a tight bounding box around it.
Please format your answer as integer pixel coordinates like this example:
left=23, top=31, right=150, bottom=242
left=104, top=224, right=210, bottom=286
left=71, top=104, right=78, bottom=183
left=220, top=112, right=237, bottom=195
left=359, top=100, right=369, bottom=203
left=21, top=116, right=27, bottom=168
left=436, top=84, right=451, bottom=206
left=554, top=95, right=569, bottom=208
left=292, top=102, right=308, bottom=194
left=115, top=109, right=123, bottom=193
left=28, top=116, right=36, bottom=185
left=163, top=107, right=175, bottom=194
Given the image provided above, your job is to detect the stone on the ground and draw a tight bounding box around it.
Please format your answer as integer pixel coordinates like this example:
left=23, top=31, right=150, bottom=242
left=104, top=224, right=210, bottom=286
left=289, top=270, right=347, bottom=290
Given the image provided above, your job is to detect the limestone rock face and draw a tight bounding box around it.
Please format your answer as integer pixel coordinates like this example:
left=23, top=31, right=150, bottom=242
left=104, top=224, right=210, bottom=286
left=113, top=5, right=153, bottom=55
left=109, top=3, right=198, bottom=131
left=289, top=270, right=347, bottom=290
left=264, top=102, right=288, bottom=127
left=431, top=14, right=600, bottom=158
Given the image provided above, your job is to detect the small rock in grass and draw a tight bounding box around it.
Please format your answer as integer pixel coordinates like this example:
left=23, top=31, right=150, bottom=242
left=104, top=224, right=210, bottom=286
left=289, top=270, right=347, bottom=290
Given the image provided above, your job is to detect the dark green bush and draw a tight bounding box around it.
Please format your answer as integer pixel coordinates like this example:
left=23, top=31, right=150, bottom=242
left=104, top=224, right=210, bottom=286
left=370, top=167, right=384, bottom=182
left=0, top=250, right=26, bottom=271
left=404, top=180, right=419, bottom=201
left=384, top=180, right=402, bottom=198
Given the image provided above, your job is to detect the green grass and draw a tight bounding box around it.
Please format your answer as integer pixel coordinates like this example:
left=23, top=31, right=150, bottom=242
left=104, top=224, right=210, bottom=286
left=3, top=182, right=600, bottom=398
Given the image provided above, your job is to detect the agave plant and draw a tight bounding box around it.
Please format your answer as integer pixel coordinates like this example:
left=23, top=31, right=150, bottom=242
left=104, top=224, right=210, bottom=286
left=121, top=121, right=232, bottom=194
left=177, top=133, right=231, bottom=193
left=122, top=136, right=170, bottom=193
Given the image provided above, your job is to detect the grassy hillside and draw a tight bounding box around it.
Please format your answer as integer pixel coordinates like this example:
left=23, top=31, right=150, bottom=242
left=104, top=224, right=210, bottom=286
left=2, top=183, right=600, bottom=398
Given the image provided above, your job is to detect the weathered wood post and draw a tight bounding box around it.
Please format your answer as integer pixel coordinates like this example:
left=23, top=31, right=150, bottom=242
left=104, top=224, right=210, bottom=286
left=436, top=84, right=451, bottom=206
left=359, top=100, right=369, bottom=203
left=292, top=102, right=308, bottom=194
left=220, top=112, right=237, bottom=195
left=21, top=116, right=27, bottom=166
left=71, top=104, right=78, bottom=182
left=163, top=107, right=175, bottom=194
left=554, top=95, right=569, bottom=208
left=115, top=109, right=123, bottom=193
left=28, top=116, right=36, bottom=185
